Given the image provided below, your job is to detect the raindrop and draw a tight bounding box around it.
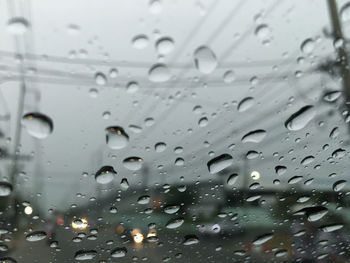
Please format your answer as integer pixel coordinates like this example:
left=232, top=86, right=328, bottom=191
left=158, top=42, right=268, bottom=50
left=300, top=38, right=315, bottom=54
left=126, top=81, right=139, bottom=93
left=94, top=72, right=107, bottom=86
left=75, top=250, right=97, bottom=261
left=120, top=178, right=129, bottom=190
left=123, top=157, right=143, bottom=171
left=164, top=205, right=180, bottom=214
left=323, top=91, right=341, bottom=102
left=156, top=37, right=174, bottom=55
left=288, top=176, right=303, bottom=184
left=223, top=70, right=235, bottom=83
left=132, top=35, right=149, bottom=49
left=246, top=151, right=259, bottom=160
left=166, top=218, right=184, bottom=229
left=111, top=247, right=127, bottom=258
left=332, top=148, right=346, bottom=158
left=275, top=166, right=287, bottom=176
left=341, top=3, right=350, bottom=22
left=285, top=105, right=315, bottom=131
left=253, top=233, right=273, bottom=246
left=255, top=24, right=270, bottom=40
left=241, top=129, right=266, bottom=143
left=183, top=235, right=199, bottom=245
left=320, top=223, right=344, bottom=232
left=207, top=154, right=233, bottom=174
left=26, top=231, right=47, bottom=242
left=193, top=46, right=217, bottom=74
left=22, top=113, right=53, bottom=139
left=105, top=126, right=129, bottom=149
left=0, top=182, right=13, bottom=197
left=227, top=174, right=239, bottom=186
left=7, top=17, right=29, bottom=34
left=155, top=142, right=167, bottom=152
left=148, top=63, right=171, bottom=82
left=333, top=180, right=346, bottom=192
left=237, top=97, right=254, bottom=112
left=301, top=155, right=315, bottom=165
left=137, top=195, right=151, bottom=205
left=198, top=117, right=208, bottom=127
left=95, top=166, right=116, bottom=184
left=306, top=206, right=328, bottom=222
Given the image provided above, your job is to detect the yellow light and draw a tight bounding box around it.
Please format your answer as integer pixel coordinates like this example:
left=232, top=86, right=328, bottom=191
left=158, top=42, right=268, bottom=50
left=133, top=232, right=144, bottom=244
left=24, top=206, right=33, bottom=215
left=71, top=218, right=88, bottom=230
left=251, top=171, right=260, bottom=180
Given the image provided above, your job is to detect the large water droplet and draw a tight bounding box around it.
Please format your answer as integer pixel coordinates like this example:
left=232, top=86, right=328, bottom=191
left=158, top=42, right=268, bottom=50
left=111, top=247, right=127, bottom=258
left=166, top=218, right=184, bottom=229
left=323, top=91, right=341, bottom=102
left=207, top=154, right=233, bottom=174
left=255, top=24, right=270, bottom=40
left=275, top=166, right=287, bottom=176
left=95, top=166, right=116, bottom=184
left=253, top=233, right=273, bottom=246
left=300, top=38, right=315, bottom=54
left=183, top=235, right=199, bottom=245
left=22, top=113, right=53, bottom=139
left=164, top=205, right=180, bottom=214
left=155, top=142, right=167, bottom=152
left=148, top=63, right=171, bottom=82
left=120, top=178, right=129, bottom=190
left=74, top=250, right=97, bottom=261
left=123, top=157, right=143, bottom=171
left=126, top=81, right=139, bottom=93
left=94, top=72, right=107, bottom=86
left=333, top=180, right=346, bottom=192
left=306, top=206, right=328, bottom=222
left=105, top=126, right=129, bottom=149
left=320, top=223, right=344, bottom=232
left=193, top=46, right=217, bottom=74
left=137, top=195, right=151, bottom=204
left=26, top=231, right=47, bottom=242
left=227, top=174, right=239, bottom=186
left=0, top=182, right=12, bottom=197
left=7, top=17, right=29, bottom=35
left=223, top=70, right=235, bottom=83
left=285, top=105, right=315, bottom=131
left=132, top=35, right=149, bottom=49
left=237, top=97, right=255, bottom=112
left=156, top=37, right=174, bottom=55
left=241, top=129, right=266, bottom=143
left=301, top=155, right=315, bottom=165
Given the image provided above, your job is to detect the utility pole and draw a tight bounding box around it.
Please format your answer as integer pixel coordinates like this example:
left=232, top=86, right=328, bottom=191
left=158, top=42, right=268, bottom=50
left=327, top=0, right=350, bottom=108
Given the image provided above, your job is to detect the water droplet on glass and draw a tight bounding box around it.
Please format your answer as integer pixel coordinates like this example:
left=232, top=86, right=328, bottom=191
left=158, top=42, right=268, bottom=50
left=148, top=63, right=171, bottom=82
left=241, top=129, right=266, bottom=143
left=207, top=154, right=233, bottom=174
left=0, top=182, right=12, bottom=197
left=164, top=205, right=180, bottom=214
left=306, top=206, right=328, bottom=222
left=227, top=174, right=239, bottom=186
left=320, top=223, right=344, bottom=232
left=95, top=72, right=107, bottom=86
left=275, top=166, right=287, bottom=176
left=253, top=233, right=273, bottom=246
left=105, top=126, right=129, bottom=149
left=111, top=247, right=127, bottom=258
left=22, top=113, right=53, bottom=139
left=123, top=157, right=143, bottom=171
left=237, top=97, right=255, bottom=112
left=156, top=37, right=174, bottom=55
left=26, top=231, right=47, bottom=242
left=137, top=195, right=151, bottom=204
left=7, top=17, right=29, bottom=35
left=332, top=148, right=346, bottom=158
left=126, top=81, right=139, bottom=93
left=166, top=218, right=184, bottom=229
left=300, top=38, right=315, bottom=54
left=183, top=235, right=199, bottom=245
left=155, top=142, right=167, bottom=152
left=74, top=250, right=97, bottom=261
left=341, top=3, right=350, bottom=22
left=198, top=117, right=208, bottom=127
left=193, top=46, right=217, bottom=74
left=120, top=178, right=129, bottom=191
left=132, top=35, right=149, bottom=49
left=323, top=91, right=341, bottom=102
left=288, top=176, right=303, bottom=184
left=255, top=24, right=270, bottom=40
left=285, top=105, right=315, bottom=131
left=301, top=155, right=315, bottom=165
left=223, top=70, right=235, bottom=83
left=333, top=180, right=346, bottom=192
left=95, top=166, right=116, bottom=184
